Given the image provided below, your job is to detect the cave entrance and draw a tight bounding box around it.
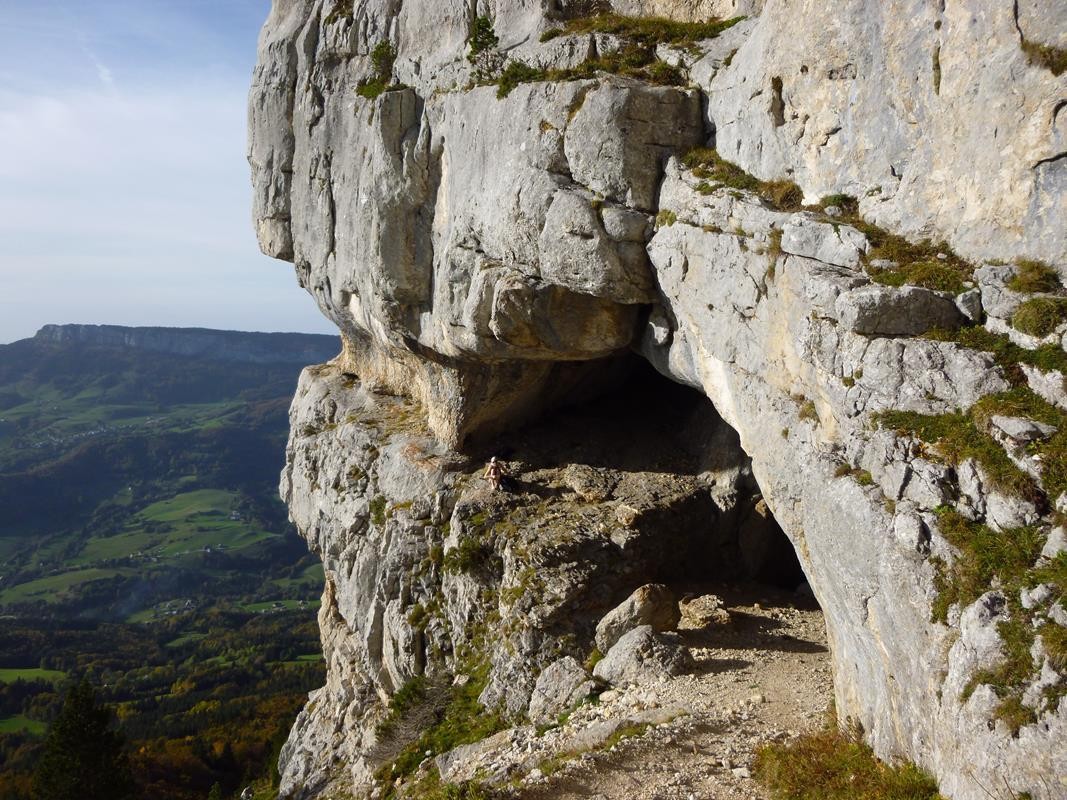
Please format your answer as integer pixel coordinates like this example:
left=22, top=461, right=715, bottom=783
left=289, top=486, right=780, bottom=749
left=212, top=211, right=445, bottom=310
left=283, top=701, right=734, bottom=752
left=484, top=356, right=811, bottom=599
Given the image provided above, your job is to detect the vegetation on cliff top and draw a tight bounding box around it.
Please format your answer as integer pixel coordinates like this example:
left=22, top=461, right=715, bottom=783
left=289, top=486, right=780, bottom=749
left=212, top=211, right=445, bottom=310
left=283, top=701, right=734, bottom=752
left=495, top=13, right=743, bottom=98
left=540, top=13, right=744, bottom=49
left=496, top=43, right=684, bottom=98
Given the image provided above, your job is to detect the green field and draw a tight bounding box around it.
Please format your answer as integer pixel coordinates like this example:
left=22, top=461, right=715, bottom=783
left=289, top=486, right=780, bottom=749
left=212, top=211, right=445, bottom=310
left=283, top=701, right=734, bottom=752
left=139, top=489, right=237, bottom=522
left=72, top=529, right=161, bottom=564
left=0, top=715, right=46, bottom=734
left=270, top=653, right=324, bottom=667
left=40, top=489, right=284, bottom=588
left=0, top=568, right=127, bottom=605
left=164, top=632, right=207, bottom=648
left=0, top=667, right=67, bottom=684
left=272, top=562, right=325, bottom=591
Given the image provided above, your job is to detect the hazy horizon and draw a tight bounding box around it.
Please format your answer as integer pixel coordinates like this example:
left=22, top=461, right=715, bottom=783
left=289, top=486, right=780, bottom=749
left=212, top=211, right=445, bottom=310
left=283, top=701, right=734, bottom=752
left=2, top=320, right=341, bottom=345
left=0, top=0, right=336, bottom=344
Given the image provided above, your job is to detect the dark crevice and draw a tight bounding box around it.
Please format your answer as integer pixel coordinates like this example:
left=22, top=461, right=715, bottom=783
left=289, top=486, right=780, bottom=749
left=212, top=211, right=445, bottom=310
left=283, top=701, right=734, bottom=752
left=483, top=357, right=810, bottom=595
left=770, top=76, right=786, bottom=127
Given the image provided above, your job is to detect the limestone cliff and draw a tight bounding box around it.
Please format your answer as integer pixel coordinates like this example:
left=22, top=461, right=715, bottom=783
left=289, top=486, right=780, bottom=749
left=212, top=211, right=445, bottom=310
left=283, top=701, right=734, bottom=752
left=249, top=1, right=1066, bottom=798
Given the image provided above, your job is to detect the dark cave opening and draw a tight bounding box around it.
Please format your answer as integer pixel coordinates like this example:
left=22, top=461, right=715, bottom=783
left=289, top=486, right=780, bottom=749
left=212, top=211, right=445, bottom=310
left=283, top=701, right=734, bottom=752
left=483, top=356, right=810, bottom=598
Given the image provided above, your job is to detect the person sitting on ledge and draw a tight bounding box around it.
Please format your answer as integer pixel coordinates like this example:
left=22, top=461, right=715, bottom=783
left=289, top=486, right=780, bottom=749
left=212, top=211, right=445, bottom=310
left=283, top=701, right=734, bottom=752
left=483, top=456, right=509, bottom=492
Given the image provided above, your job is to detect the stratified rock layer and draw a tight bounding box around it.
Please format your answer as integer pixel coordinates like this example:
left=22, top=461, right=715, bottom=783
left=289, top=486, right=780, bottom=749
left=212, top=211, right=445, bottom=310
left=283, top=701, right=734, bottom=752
left=250, top=1, right=1067, bottom=798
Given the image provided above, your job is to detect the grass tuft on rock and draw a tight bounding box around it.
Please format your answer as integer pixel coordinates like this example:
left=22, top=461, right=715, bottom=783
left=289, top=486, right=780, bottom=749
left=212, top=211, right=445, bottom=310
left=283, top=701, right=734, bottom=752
left=866, top=260, right=969, bottom=295
left=376, top=662, right=506, bottom=798
left=496, top=40, right=684, bottom=98
left=819, top=193, right=859, bottom=215
left=540, top=13, right=744, bottom=49
left=877, top=385, right=1067, bottom=502
left=925, top=324, right=1067, bottom=376
left=681, top=149, right=804, bottom=210
left=1007, top=259, right=1062, bottom=294
left=930, top=510, right=1044, bottom=624
left=930, top=509, right=1065, bottom=731
left=753, top=721, right=943, bottom=800
left=874, top=409, right=1037, bottom=500
left=810, top=206, right=975, bottom=293
left=655, top=209, right=678, bottom=227
left=1011, top=296, right=1067, bottom=338
left=1021, top=38, right=1067, bottom=76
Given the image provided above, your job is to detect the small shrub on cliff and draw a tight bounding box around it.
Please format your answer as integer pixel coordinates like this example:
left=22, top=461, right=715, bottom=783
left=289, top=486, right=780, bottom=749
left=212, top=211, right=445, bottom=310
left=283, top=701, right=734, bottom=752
left=369, top=495, right=388, bottom=526
left=442, top=534, right=498, bottom=574
left=496, top=60, right=544, bottom=98
left=324, top=0, right=353, bottom=24
left=357, top=40, right=400, bottom=99
left=467, top=16, right=499, bottom=61
left=753, top=720, right=943, bottom=800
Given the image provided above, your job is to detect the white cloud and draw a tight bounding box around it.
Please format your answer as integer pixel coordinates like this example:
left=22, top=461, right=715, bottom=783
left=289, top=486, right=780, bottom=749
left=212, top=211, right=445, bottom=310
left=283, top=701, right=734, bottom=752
left=0, top=80, right=334, bottom=344
left=0, top=0, right=332, bottom=344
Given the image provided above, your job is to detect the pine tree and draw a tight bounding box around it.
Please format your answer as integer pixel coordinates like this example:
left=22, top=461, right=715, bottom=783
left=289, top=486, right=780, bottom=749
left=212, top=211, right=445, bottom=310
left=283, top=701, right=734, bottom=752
left=31, top=679, right=135, bottom=800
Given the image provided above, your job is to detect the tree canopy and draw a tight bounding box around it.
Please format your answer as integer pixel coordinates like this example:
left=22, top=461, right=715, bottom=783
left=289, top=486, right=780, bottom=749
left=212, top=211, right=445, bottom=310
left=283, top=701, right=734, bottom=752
left=32, top=680, right=135, bottom=800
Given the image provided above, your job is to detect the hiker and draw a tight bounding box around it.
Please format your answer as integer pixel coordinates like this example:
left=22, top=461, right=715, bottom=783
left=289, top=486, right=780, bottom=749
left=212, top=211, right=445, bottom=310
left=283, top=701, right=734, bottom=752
left=483, top=456, right=508, bottom=492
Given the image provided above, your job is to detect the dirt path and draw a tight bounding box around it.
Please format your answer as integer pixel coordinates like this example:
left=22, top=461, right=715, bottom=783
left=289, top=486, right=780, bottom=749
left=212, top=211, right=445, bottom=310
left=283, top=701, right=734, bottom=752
left=516, top=582, right=832, bottom=800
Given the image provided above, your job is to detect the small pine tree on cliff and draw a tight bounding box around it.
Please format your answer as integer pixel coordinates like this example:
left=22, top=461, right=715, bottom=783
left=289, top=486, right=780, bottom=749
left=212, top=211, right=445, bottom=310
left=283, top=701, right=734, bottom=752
left=32, top=679, right=135, bottom=800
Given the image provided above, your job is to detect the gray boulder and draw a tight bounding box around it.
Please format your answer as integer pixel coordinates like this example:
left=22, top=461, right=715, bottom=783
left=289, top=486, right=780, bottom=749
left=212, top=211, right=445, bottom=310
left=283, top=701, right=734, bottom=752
left=593, top=626, right=693, bottom=686
left=989, top=415, right=1058, bottom=443
left=835, top=284, right=964, bottom=336
left=527, top=657, right=596, bottom=725
left=781, top=217, right=868, bottom=268
left=595, top=583, right=681, bottom=653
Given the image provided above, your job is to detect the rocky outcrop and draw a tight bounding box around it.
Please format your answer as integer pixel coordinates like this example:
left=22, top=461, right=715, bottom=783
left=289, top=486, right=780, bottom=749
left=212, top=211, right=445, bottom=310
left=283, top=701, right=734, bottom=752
left=250, top=1, right=1066, bottom=798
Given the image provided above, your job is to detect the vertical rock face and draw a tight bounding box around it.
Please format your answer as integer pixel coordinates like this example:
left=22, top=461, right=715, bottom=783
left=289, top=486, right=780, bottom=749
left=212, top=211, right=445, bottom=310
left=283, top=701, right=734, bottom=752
left=250, top=1, right=1066, bottom=798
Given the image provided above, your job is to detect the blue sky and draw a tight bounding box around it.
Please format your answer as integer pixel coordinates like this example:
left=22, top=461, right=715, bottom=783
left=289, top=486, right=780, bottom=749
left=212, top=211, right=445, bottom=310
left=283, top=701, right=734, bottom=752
left=0, top=0, right=335, bottom=343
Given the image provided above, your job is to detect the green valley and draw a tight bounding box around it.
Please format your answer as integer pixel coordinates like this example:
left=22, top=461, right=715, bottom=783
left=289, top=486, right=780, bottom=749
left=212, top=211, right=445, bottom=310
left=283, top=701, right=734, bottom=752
left=0, top=325, right=335, bottom=800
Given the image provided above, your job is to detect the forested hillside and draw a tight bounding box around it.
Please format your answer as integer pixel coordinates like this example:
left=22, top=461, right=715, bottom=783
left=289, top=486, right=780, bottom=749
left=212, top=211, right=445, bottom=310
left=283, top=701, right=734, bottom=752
left=0, top=325, right=335, bottom=800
